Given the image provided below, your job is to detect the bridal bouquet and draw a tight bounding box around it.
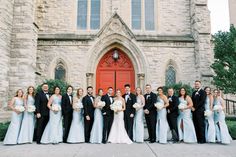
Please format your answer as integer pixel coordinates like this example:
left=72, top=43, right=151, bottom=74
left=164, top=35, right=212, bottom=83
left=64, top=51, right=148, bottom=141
left=110, top=101, right=122, bottom=113
left=204, top=110, right=212, bottom=117
left=213, top=105, right=222, bottom=111
left=133, top=103, right=142, bottom=110
left=178, top=103, right=187, bottom=110
left=15, top=106, right=25, bottom=112
left=74, top=102, right=83, bottom=112
left=27, top=105, right=36, bottom=113
left=154, top=102, right=164, bottom=110
left=51, top=104, right=61, bottom=112
left=97, top=101, right=106, bottom=108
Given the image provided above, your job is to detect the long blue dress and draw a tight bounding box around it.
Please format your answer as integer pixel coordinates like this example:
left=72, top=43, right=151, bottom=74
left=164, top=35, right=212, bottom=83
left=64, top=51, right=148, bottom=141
left=4, top=97, right=24, bottom=145
left=90, top=96, right=103, bottom=143
left=41, top=95, right=63, bottom=144
left=177, top=97, right=197, bottom=143
left=67, top=97, right=85, bottom=143
left=18, top=95, right=36, bottom=144
left=156, top=97, right=169, bottom=144
left=204, top=96, right=215, bottom=143
left=133, top=96, right=144, bottom=143
left=214, top=97, right=232, bottom=144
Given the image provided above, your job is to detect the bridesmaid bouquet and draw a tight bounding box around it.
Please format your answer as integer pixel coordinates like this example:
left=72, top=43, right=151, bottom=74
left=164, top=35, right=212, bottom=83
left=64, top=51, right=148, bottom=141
left=213, top=105, right=222, bottom=111
left=178, top=103, right=187, bottom=110
left=27, top=105, right=36, bottom=113
left=15, top=106, right=25, bottom=112
left=154, top=102, right=164, bottom=110
left=97, top=101, right=106, bottom=108
left=110, top=101, right=122, bottom=113
left=133, top=103, right=142, bottom=110
left=51, top=104, right=61, bottom=112
left=204, top=110, right=212, bottom=117
left=74, top=102, right=83, bottom=112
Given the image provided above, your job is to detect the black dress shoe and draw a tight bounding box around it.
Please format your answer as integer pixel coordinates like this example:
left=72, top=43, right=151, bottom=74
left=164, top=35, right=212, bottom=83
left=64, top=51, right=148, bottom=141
left=149, top=140, right=155, bottom=143
left=36, top=141, right=41, bottom=144
left=102, top=140, right=107, bottom=144
left=144, top=138, right=150, bottom=141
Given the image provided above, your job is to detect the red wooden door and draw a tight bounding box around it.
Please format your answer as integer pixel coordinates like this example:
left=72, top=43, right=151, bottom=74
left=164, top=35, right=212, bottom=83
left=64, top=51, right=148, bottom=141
left=96, top=48, right=135, bottom=95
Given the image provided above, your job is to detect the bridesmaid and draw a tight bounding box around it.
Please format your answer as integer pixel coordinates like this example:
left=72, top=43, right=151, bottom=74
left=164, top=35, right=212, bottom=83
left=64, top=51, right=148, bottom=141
left=177, top=87, right=197, bottom=143
left=90, top=89, right=104, bottom=143
left=156, top=87, right=169, bottom=144
left=18, top=86, right=36, bottom=144
left=133, top=87, right=145, bottom=143
left=67, top=88, right=85, bottom=143
left=213, top=89, right=232, bottom=144
left=204, top=87, right=215, bottom=143
left=4, top=89, right=24, bottom=145
left=41, top=86, right=63, bottom=144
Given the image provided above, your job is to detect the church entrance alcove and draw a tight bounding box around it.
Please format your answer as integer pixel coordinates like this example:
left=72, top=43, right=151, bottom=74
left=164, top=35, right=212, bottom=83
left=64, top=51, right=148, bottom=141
left=96, top=48, right=135, bottom=94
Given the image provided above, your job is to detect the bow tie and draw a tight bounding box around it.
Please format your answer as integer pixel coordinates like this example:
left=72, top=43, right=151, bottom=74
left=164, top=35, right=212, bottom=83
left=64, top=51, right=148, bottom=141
left=69, top=95, right=73, bottom=97
left=44, top=93, right=49, bottom=95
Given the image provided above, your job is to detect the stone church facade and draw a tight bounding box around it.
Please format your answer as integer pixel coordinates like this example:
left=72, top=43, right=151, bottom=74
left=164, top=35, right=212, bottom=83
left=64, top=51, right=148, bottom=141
left=0, top=0, right=213, bottom=113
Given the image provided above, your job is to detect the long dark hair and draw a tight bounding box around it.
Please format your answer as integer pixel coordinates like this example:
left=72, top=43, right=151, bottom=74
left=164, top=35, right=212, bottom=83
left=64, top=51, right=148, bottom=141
left=178, top=87, right=187, bottom=99
left=26, top=86, right=35, bottom=99
left=53, top=86, right=61, bottom=94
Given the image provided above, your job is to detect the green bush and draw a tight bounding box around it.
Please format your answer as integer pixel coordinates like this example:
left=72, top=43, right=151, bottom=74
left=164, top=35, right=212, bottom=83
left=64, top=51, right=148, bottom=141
left=162, top=82, right=194, bottom=96
left=226, top=120, right=236, bottom=140
left=0, top=122, right=10, bottom=141
left=36, top=79, right=69, bottom=95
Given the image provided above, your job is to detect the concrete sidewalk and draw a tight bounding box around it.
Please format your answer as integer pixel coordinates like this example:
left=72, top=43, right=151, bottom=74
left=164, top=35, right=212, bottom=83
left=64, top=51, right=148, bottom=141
left=0, top=141, right=235, bottom=157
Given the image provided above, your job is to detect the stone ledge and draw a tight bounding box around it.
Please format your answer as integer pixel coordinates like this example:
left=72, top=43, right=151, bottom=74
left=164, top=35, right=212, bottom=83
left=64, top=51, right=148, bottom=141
left=135, top=35, right=195, bottom=42
left=38, top=33, right=96, bottom=41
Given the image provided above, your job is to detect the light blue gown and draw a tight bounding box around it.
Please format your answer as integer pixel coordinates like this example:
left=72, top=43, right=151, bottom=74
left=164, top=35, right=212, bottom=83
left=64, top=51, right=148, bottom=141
left=18, top=95, right=36, bottom=144
left=156, top=97, right=169, bottom=144
left=204, top=96, right=215, bottom=143
left=4, top=97, right=24, bottom=145
left=133, top=96, right=144, bottom=143
left=90, top=96, right=103, bottom=143
left=177, top=97, right=197, bottom=143
left=213, top=97, right=232, bottom=144
left=41, top=95, right=63, bottom=144
left=67, top=98, right=85, bottom=143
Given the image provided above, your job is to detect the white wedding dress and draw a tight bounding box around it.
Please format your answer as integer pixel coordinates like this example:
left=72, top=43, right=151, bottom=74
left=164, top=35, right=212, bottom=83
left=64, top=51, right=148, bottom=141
left=108, top=100, right=132, bottom=144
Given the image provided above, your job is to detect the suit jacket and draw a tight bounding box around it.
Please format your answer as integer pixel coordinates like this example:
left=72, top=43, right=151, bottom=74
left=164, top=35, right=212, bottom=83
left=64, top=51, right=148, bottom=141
left=166, top=95, right=179, bottom=116
left=35, top=90, right=50, bottom=116
left=123, top=93, right=136, bottom=116
left=101, top=94, right=114, bottom=116
left=82, top=95, right=95, bottom=118
left=192, top=89, right=207, bottom=112
left=61, top=93, right=73, bottom=116
left=144, top=92, right=157, bottom=112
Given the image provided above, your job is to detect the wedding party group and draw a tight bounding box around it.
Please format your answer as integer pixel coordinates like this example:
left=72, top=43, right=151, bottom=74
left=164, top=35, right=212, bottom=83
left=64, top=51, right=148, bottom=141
left=3, top=80, right=232, bottom=145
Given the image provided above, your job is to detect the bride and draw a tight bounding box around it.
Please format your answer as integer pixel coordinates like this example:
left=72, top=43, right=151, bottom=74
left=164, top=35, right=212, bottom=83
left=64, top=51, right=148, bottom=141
left=108, top=89, right=133, bottom=144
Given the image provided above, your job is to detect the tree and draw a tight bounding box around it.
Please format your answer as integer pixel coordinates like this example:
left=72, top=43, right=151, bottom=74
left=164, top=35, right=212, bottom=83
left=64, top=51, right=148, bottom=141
left=211, top=25, right=236, bottom=94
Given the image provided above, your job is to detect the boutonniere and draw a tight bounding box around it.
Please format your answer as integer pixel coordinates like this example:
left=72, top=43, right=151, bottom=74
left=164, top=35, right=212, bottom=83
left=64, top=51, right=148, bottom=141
left=168, top=97, right=172, bottom=102
left=195, top=91, right=199, bottom=96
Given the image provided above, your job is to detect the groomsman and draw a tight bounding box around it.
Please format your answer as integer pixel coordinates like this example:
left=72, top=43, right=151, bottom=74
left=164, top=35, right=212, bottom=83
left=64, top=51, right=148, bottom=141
left=82, top=86, right=95, bottom=143
left=101, top=87, right=114, bottom=144
left=144, top=84, right=157, bottom=143
left=167, top=88, right=179, bottom=142
left=61, top=85, right=73, bottom=143
left=123, top=84, right=136, bottom=141
left=35, top=83, right=50, bottom=144
left=192, top=80, right=207, bottom=143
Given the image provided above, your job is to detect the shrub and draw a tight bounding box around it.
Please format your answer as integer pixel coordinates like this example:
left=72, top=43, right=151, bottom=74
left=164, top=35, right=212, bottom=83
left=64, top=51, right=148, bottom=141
left=0, top=122, right=10, bottom=141
left=226, top=120, right=236, bottom=140
left=162, top=82, right=194, bottom=96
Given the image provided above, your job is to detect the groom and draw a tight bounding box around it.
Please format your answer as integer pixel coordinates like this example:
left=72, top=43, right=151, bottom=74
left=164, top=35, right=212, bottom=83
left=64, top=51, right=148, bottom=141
left=101, top=87, right=114, bottom=144
left=123, top=84, right=136, bottom=141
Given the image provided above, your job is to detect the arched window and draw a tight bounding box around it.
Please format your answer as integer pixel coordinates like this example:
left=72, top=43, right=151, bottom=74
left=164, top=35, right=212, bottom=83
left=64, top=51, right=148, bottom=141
left=77, top=0, right=101, bottom=30
left=55, top=62, right=66, bottom=81
left=165, top=66, right=176, bottom=86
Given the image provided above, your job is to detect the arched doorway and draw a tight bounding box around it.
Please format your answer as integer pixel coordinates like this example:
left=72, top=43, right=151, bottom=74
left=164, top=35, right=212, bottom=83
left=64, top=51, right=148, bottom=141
left=96, top=48, right=135, bottom=94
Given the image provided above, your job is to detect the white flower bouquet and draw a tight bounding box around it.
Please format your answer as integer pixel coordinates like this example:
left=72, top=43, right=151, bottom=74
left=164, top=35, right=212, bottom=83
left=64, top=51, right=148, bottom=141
left=154, top=102, right=164, bottom=110
left=74, top=102, right=83, bottom=111
left=178, top=103, right=187, bottom=110
left=27, top=105, right=36, bottom=113
left=213, top=105, right=222, bottom=111
left=110, top=101, right=122, bottom=113
left=15, top=105, right=25, bottom=112
left=97, top=101, right=106, bottom=108
left=204, top=110, right=212, bottom=117
left=51, top=104, right=61, bottom=112
left=133, top=103, right=142, bottom=110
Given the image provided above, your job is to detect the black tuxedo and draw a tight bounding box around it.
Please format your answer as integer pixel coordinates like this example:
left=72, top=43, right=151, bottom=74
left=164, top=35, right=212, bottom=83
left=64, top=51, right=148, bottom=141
left=101, top=94, right=114, bottom=143
left=144, top=92, right=157, bottom=142
left=61, top=93, right=73, bottom=143
left=34, top=90, right=50, bottom=143
left=167, top=95, right=179, bottom=141
left=192, top=89, right=207, bottom=143
left=82, top=95, right=95, bottom=142
left=123, top=93, right=136, bottom=140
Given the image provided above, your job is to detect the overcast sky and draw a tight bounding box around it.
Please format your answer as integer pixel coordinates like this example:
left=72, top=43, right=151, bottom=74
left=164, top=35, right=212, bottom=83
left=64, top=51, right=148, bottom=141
left=208, top=0, right=230, bottom=34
